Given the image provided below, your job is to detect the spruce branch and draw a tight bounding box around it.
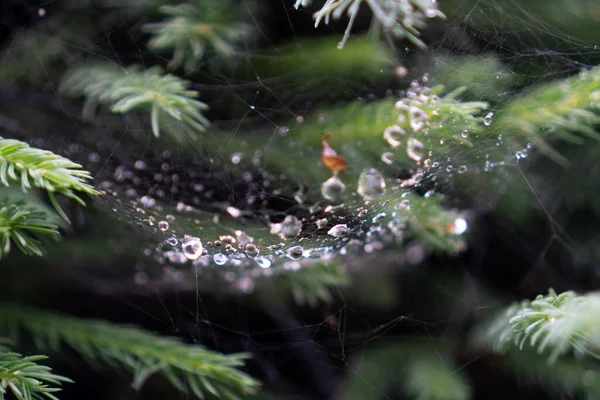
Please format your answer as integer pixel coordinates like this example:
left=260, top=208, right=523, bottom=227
left=494, top=66, right=600, bottom=165
left=0, top=138, right=97, bottom=221
left=0, top=349, right=72, bottom=400
left=60, top=63, right=209, bottom=140
left=143, top=1, right=251, bottom=72
left=0, top=305, right=260, bottom=399
left=0, top=201, right=60, bottom=260
left=295, top=0, right=445, bottom=49
left=478, top=289, right=600, bottom=364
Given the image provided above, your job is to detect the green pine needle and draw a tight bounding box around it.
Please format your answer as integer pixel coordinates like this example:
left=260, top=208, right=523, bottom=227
left=0, top=201, right=60, bottom=260
left=60, top=63, right=210, bottom=140
left=0, top=349, right=72, bottom=400
left=143, top=2, right=251, bottom=72
left=0, top=138, right=97, bottom=221
left=479, top=289, right=600, bottom=364
left=0, top=305, right=260, bottom=399
left=296, top=0, right=445, bottom=49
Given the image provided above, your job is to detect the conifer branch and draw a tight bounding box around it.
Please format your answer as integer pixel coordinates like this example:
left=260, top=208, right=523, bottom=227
left=0, top=201, right=60, bottom=260
left=478, top=289, right=600, bottom=364
left=60, top=63, right=209, bottom=140
left=0, top=305, right=260, bottom=399
left=0, top=138, right=97, bottom=221
left=0, top=348, right=72, bottom=400
left=494, top=66, right=600, bottom=165
left=143, top=2, right=251, bottom=72
left=295, top=0, right=445, bottom=49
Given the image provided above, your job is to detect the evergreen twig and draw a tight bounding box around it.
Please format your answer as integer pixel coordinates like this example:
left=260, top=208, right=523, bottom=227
left=0, top=201, right=60, bottom=260
left=60, top=63, right=209, bottom=140
left=143, top=1, right=251, bottom=72
left=0, top=305, right=260, bottom=399
left=0, top=348, right=72, bottom=400
left=295, top=0, right=445, bottom=49
left=478, top=289, right=600, bottom=364
left=0, top=138, right=97, bottom=221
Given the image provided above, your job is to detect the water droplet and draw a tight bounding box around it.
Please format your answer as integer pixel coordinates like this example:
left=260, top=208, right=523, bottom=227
left=406, top=137, right=425, bottom=162
left=158, top=221, right=169, bottom=232
left=255, top=256, right=271, bottom=268
left=286, top=245, right=304, bottom=260
left=245, top=243, right=260, bottom=257
left=357, top=168, right=386, bottom=200
left=226, top=206, right=242, bottom=218
left=316, top=218, right=328, bottom=229
left=270, top=215, right=302, bottom=239
left=461, top=130, right=469, bottom=138
left=279, top=126, right=289, bottom=135
left=166, top=237, right=178, bottom=246
left=381, top=152, right=394, bottom=165
left=181, top=235, right=203, bottom=260
left=337, top=41, right=344, bottom=50
left=231, top=152, right=243, bottom=164
left=296, top=115, right=305, bottom=124
left=484, top=112, right=494, bottom=126
left=328, top=224, right=351, bottom=237
left=383, top=125, right=405, bottom=148
left=321, top=175, right=346, bottom=201
left=458, top=165, right=468, bottom=174
left=134, top=160, right=146, bottom=170
left=409, top=106, right=429, bottom=132
left=213, top=253, right=228, bottom=265
left=451, top=218, right=467, bottom=235
left=395, top=66, right=408, bottom=77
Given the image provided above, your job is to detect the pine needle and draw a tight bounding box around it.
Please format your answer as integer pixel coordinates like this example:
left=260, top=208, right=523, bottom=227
left=0, top=201, right=60, bottom=260
left=0, top=138, right=97, bottom=221
left=0, top=349, right=72, bottom=400
left=143, top=1, right=251, bottom=72
left=60, top=63, right=210, bottom=140
left=0, top=305, right=260, bottom=399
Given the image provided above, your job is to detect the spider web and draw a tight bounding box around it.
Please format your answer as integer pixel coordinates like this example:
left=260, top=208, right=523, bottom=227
left=0, top=0, right=598, bottom=398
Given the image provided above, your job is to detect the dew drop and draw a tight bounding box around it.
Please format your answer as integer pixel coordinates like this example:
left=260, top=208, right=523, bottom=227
left=409, top=106, right=429, bottom=132
left=134, top=160, right=146, bottom=170
left=451, top=218, right=468, bottom=235
left=296, top=115, right=305, bottom=124
left=406, top=137, right=425, bottom=162
left=461, top=129, right=469, bottom=138
left=231, top=152, right=243, bottom=164
left=383, top=125, right=406, bottom=148
left=381, top=152, right=394, bottom=165
left=458, top=165, right=468, bottom=174
left=321, top=175, right=346, bottom=201
left=328, top=224, right=351, bottom=237
left=286, top=245, right=304, bottom=260
left=226, top=206, right=242, bottom=218
left=255, top=256, right=271, bottom=269
left=357, top=168, right=386, bottom=200
left=484, top=112, right=494, bottom=126
left=158, top=221, right=169, bottom=232
left=270, top=215, right=302, bottom=239
left=245, top=243, right=260, bottom=258
left=213, top=253, right=228, bottom=265
left=181, top=235, right=203, bottom=260
left=166, top=237, right=178, bottom=246
left=316, top=218, right=328, bottom=229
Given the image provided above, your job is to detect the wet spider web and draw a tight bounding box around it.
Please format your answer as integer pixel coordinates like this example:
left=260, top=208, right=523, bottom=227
left=1, top=0, right=599, bottom=398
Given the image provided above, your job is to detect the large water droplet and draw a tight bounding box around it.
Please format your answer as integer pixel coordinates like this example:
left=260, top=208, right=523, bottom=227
left=357, top=168, right=386, bottom=200
left=451, top=218, right=468, bottom=235
left=406, top=137, right=425, bottom=162
left=321, top=175, right=346, bottom=201
left=213, top=253, right=228, bottom=265
left=270, top=215, right=302, bottom=239
left=181, top=235, right=203, bottom=260
left=158, top=221, right=169, bottom=232
left=328, top=224, right=351, bottom=237
left=245, top=243, right=260, bottom=258
left=484, top=112, right=494, bottom=126
left=461, top=129, right=469, bottom=138
left=381, top=152, right=394, bottom=165
left=286, top=245, right=304, bottom=260
left=255, top=256, right=271, bottom=269
left=231, top=152, right=243, bottom=164
left=409, top=106, right=429, bottom=132
left=383, top=125, right=405, bottom=148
